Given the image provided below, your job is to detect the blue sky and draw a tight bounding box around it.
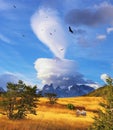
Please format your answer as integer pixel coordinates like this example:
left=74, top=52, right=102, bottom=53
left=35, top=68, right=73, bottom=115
left=0, top=0, right=113, bottom=89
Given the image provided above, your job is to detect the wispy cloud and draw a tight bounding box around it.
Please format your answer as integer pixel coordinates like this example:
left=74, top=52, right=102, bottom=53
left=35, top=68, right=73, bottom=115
left=107, top=27, right=113, bottom=34
left=0, top=72, right=18, bottom=89
left=0, top=71, right=39, bottom=89
left=0, top=33, right=11, bottom=44
left=31, top=7, right=68, bottom=59
left=96, top=34, right=106, bottom=41
left=76, top=36, right=90, bottom=47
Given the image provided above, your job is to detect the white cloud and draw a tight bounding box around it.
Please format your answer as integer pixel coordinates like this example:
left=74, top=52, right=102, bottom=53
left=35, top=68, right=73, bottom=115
left=100, top=73, right=109, bottom=83
left=31, top=7, right=68, bottom=59
left=34, top=58, right=94, bottom=87
left=96, top=34, right=106, bottom=41
left=0, top=33, right=11, bottom=44
left=107, top=27, right=113, bottom=34
left=85, top=83, right=100, bottom=89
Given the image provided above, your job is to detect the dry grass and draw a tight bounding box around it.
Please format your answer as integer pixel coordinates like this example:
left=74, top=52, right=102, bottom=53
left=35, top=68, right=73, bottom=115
left=0, top=96, right=104, bottom=130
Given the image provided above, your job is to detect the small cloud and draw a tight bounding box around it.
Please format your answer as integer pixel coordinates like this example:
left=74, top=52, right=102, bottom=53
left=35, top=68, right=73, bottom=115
left=0, top=33, right=11, bottom=44
left=85, top=83, right=100, bottom=89
left=96, top=34, right=106, bottom=41
left=107, top=27, right=113, bottom=34
left=100, top=73, right=109, bottom=83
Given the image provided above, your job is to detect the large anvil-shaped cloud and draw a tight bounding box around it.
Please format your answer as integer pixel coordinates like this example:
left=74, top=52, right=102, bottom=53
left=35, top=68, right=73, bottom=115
left=34, top=58, right=91, bottom=87
left=31, top=8, right=67, bottom=59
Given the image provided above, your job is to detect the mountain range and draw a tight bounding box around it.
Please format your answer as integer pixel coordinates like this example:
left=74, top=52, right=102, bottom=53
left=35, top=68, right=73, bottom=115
left=0, top=87, right=5, bottom=93
left=40, top=83, right=98, bottom=97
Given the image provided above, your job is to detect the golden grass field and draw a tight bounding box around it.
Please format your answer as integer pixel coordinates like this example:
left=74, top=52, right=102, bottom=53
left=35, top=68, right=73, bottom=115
left=0, top=96, right=104, bottom=130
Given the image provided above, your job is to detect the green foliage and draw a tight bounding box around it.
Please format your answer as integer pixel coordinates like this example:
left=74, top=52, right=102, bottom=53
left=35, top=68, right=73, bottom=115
left=0, top=80, right=38, bottom=120
left=67, top=104, right=75, bottom=110
left=45, top=93, right=58, bottom=104
left=89, top=76, right=113, bottom=130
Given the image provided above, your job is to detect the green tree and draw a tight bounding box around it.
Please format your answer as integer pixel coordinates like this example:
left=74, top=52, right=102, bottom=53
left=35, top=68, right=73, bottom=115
left=45, top=93, right=58, bottom=104
left=0, top=80, right=38, bottom=120
left=89, top=76, right=113, bottom=130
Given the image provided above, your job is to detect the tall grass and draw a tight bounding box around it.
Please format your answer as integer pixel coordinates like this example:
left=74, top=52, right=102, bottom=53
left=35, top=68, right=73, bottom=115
left=0, top=97, right=103, bottom=130
left=0, top=115, right=92, bottom=130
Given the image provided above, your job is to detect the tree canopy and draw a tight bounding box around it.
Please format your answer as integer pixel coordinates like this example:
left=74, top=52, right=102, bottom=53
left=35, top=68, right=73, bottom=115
left=0, top=80, right=38, bottom=120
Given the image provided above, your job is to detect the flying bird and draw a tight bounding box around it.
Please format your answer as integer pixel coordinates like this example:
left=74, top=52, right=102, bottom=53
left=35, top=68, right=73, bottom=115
left=69, top=26, right=73, bottom=33
left=60, top=48, right=64, bottom=51
left=13, top=5, right=16, bottom=8
left=50, top=33, right=52, bottom=35
left=22, top=34, right=25, bottom=37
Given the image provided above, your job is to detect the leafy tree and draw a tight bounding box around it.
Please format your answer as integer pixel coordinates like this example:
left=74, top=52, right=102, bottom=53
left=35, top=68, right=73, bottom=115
left=0, top=80, right=38, bottom=120
left=45, top=93, right=58, bottom=104
left=89, top=76, right=113, bottom=130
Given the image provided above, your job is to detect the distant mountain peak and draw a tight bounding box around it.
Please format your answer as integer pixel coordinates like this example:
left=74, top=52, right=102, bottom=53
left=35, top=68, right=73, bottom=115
left=0, top=87, right=5, bottom=93
left=41, top=83, right=95, bottom=97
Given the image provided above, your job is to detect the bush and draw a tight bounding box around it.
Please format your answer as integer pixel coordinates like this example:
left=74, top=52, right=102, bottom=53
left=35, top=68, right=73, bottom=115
left=45, top=93, right=58, bottom=104
left=67, top=104, right=75, bottom=110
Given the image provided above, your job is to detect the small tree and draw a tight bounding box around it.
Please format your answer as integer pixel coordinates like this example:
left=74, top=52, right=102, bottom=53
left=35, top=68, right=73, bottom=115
left=89, top=76, right=113, bottom=130
left=0, top=80, right=38, bottom=120
left=45, top=93, right=58, bottom=104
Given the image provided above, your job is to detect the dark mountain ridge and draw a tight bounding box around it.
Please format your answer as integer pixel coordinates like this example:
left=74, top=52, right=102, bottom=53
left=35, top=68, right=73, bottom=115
left=41, top=83, right=95, bottom=97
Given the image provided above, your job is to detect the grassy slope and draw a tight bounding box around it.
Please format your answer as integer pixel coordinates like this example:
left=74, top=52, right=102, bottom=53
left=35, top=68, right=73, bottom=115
left=85, top=85, right=108, bottom=97
left=0, top=97, right=103, bottom=130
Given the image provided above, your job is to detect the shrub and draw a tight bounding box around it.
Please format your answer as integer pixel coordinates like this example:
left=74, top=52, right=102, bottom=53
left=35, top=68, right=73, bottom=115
left=67, top=104, right=75, bottom=110
left=45, top=93, right=58, bottom=104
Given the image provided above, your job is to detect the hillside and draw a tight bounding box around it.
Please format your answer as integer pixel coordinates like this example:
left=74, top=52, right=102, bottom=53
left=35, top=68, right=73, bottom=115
left=85, top=85, right=108, bottom=97
left=0, top=97, right=103, bottom=130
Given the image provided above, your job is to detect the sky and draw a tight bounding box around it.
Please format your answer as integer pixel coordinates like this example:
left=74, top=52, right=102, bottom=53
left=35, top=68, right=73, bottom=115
left=0, top=0, right=113, bottom=89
